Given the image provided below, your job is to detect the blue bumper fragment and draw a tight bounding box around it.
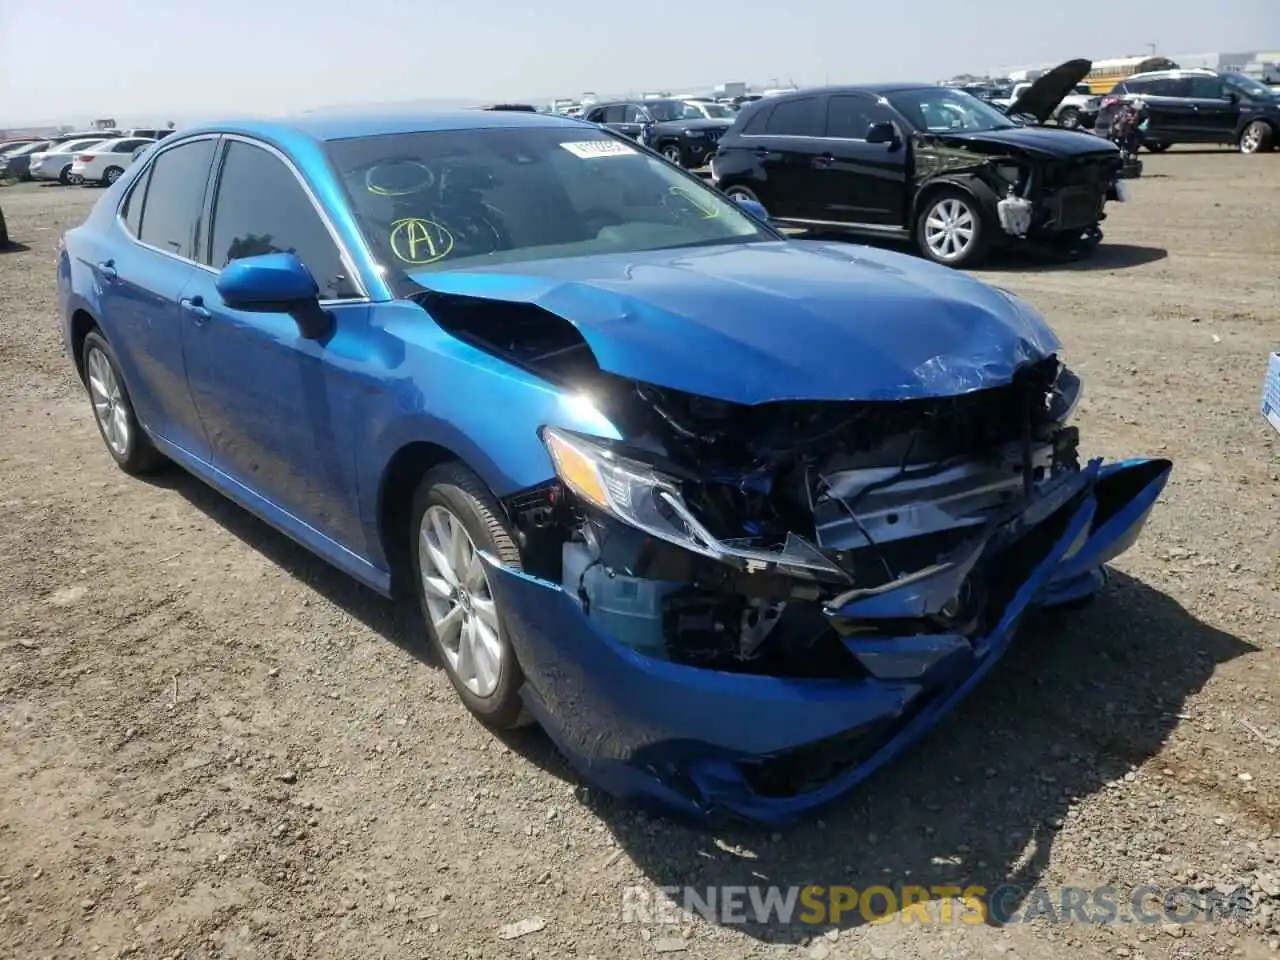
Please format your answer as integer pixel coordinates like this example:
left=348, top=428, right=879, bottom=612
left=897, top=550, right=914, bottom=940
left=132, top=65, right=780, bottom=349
left=482, top=458, right=1172, bottom=825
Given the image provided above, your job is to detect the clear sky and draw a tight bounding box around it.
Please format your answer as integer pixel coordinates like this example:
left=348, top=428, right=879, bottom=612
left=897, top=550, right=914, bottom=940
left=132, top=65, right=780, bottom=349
left=1, top=0, right=1277, bottom=125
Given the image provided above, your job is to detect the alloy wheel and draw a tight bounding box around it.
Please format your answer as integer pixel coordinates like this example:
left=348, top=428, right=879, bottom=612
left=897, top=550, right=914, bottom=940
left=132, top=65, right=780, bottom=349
left=923, top=197, right=975, bottom=262
left=662, top=145, right=682, bottom=164
left=418, top=504, right=504, bottom=698
left=86, top=346, right=130, bottom=457
left=1241, top=124, right=1264, bottom=154
left=105, top=167, right=123, bottom=184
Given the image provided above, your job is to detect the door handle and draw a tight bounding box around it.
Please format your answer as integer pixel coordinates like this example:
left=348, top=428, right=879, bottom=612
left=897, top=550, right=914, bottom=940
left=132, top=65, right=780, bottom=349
left=179, top=296, right=211, bottom=324
left=96, top=260, right=117, bottom=282
left=754, top=147, right=772, bottom=157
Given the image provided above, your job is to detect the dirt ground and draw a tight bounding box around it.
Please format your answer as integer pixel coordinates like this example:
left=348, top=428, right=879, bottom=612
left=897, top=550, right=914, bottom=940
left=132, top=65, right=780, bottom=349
left=1, top=148, right=1278, bottom=960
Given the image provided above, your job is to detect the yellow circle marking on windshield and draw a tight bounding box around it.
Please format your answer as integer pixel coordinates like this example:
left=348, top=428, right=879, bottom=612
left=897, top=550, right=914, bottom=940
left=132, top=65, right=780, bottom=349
left=668, top=186, right=719, bottom=219
left=366, top=162, right=434, bottom=196
left=390, top=218, right=455, bottom=264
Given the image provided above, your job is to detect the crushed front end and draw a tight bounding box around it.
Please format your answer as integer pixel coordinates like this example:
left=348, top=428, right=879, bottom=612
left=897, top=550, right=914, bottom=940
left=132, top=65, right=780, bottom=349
left=991, top=152, right=1125, bottom=254
left=492, top=355, right=1171, bottom=824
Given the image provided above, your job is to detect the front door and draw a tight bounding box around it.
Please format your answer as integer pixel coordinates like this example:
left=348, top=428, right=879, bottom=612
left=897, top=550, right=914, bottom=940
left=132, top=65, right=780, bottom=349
left=1183, top=75, right=1243, bottom=141
left=813, top=93, right=908, bottom=227
left=102, top=135, right=219, bottom=461
left=183, top=137, right=368, bottom=548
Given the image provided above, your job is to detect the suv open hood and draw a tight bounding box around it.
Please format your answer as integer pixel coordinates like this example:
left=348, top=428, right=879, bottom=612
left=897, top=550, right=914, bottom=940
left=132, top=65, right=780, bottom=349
left=1008, top=59, right=1093, bottom=124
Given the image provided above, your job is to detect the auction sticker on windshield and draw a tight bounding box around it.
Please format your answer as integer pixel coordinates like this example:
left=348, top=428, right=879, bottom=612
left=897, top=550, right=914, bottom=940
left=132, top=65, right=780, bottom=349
left=560, top=140, right=637, bottom=158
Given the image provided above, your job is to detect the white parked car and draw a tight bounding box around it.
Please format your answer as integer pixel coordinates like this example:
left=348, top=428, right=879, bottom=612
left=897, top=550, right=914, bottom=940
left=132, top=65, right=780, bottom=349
left=68, top=137, right=157, bottom=186
left=28, top=139, right=107, bottom=184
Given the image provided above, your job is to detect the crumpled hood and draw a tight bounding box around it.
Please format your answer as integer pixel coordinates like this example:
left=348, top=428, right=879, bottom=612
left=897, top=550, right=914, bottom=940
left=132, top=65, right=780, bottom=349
left=408, top=240, right=1061, bottom=404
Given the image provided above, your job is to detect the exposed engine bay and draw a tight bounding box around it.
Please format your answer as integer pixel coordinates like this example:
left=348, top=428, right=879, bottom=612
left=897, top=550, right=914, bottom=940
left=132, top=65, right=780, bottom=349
left=420, top=290, right=1087, bottom=677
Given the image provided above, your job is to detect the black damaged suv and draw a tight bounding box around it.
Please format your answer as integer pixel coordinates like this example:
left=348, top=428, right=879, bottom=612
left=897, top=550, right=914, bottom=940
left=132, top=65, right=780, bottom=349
left=710, top=84, right=1124, bottom=269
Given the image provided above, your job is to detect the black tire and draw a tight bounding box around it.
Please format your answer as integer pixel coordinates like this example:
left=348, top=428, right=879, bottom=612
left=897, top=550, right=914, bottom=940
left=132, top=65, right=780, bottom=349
left=0, top=205, right=8, bottom=247
left=58, top=165, right=73, bottom=185
left=1057, top=107, right=1081, bottom=130
left=102, top=166, right=124, bottom=186
left=80, top=330, right=166, bottom=475
left=1143, top=141, right=1171, bottom=153
left=660, top=142, right=685, bottom=167
left=914, top=188, right=991, bottom=269
left=409, top=461, right=531, bottom=730
left=1239, top=120, right=1275, bottom=155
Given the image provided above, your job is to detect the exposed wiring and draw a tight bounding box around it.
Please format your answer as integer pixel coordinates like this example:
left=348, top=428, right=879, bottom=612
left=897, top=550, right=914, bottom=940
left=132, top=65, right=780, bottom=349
left=816, top=472, right=896, bottom=583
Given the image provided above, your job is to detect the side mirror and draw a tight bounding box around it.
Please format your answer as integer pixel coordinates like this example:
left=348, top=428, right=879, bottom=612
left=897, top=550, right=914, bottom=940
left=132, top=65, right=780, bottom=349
left=865, top=121, right=899, bottom=145
left=215, top=252, right=332, bottom=340
left=733, top=196, right=770, bottom=222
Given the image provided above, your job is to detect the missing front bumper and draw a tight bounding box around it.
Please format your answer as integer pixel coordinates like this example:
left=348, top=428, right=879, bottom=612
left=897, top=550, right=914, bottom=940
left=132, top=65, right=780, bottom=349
left=481, top=457, right=1172, bottom=824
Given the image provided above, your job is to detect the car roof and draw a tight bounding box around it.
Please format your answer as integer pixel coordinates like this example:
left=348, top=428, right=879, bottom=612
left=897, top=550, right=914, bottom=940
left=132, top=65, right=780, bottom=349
left=762, top=84, right=938, bottom=98
left=174, top=110, right=591, bottom=144
left=1126, top=68, right=1219, bottom=80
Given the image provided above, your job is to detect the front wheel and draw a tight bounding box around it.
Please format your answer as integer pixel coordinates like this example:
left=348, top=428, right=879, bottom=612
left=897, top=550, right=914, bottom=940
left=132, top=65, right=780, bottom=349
left=1142, top=140, right=1171, bottom=153
left=81, top=331, right=166, bottom=475
left=410, top=462, right=531, bottom=730
left=721, top=184, right=760, bottom=203
left=1057, top=107, right=1081, bottom=130
left=660, top=143, right=684, bottom=166
left=1239, top=121, right=1275, bottom=155
left=915, top=189, right=991, bottom=269
left=58, top=165, right=74, bottom=185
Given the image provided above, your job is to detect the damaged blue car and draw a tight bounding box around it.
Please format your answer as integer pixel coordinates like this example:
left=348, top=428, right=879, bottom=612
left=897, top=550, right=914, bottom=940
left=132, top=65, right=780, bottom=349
left=57, top=109, right=1172, bottom=825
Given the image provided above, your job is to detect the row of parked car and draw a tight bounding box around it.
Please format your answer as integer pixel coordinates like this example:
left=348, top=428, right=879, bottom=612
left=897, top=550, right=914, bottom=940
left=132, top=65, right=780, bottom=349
left=0, top=127, right=172, bottom=186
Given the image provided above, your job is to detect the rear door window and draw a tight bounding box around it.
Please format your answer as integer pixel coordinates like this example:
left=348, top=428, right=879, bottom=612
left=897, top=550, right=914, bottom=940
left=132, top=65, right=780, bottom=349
left=135, top=138, right=216, bottom=259
left=1188, top=76, right=1226, bottom=98
left=763, top=97, right=823, bottom=136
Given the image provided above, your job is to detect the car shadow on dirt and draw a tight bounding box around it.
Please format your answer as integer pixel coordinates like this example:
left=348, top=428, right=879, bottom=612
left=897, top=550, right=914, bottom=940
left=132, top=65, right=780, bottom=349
left=144, top=465, right=1254, bottom=940
left=0, top=241, right=32, bottom=254
left=579, top=571, right=1255, bottom=942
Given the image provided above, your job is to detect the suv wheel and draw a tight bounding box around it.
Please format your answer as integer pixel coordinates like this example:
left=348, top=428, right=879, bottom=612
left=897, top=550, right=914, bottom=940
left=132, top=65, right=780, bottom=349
left=1143, top=141, right=1171, bottom=153
left=1239, top=121, right=1274, bottom=155
left=1057, top=107, right=1081, bottom=129
left=660, top=143, right=684, bottom=166
left=722, top=184, right=760, bottom=203
left=915, top=189, right=990, bottom=269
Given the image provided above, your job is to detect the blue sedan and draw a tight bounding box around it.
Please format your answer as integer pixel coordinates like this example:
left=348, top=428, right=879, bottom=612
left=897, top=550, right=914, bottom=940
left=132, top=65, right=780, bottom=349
left=57, top=109, right=1171, bottom=824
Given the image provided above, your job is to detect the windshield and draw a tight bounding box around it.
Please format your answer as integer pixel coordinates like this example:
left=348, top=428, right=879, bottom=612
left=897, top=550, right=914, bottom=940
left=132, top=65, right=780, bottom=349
left=326, top=127, right=774, bottom=274
left=645, top=100, right=707, bottom=122
left=1224, top=73, right=1277, bottom=98
left=689, top=101, right=734, bottom=118
left=886, top=88, right=1017, bottom=133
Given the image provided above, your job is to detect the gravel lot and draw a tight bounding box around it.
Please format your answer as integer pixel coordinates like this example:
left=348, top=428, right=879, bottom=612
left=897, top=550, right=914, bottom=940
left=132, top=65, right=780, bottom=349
left=1, top=149, right=1278, bottom=960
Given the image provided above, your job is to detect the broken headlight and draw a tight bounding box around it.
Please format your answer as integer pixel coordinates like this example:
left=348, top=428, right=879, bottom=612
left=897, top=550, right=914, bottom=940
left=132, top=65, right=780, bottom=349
left=542, top=426, right=718, bottom=558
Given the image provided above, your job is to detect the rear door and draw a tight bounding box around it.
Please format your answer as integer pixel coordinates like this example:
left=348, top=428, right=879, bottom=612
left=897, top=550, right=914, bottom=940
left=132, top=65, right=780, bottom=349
left=1129, top=77, right=1193, bottom=139
left=100, top=136, right=218, bottom=460
left=746, top=95, right=826, bottom=220
left=813, top=92, right=907, bottom=227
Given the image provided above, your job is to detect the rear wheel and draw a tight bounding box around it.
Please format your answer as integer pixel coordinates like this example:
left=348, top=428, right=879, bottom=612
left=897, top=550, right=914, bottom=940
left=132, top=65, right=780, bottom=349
left=1142, top=141, right=1171, bottom=153
left=0, top=205, right=8, bottom=247
left=1239, top=121, right=1274, bottom=155
left=102, top=166, right=124, bottom=186
left=81, top=331, right=165, bottom=475
left=58, top=165, right=73, bottom=185
left=410, top=462, right=531, bottom=730
left=1057, top=107, right=1081, bottom=130
left=722, top=184, right=760, bottom=203
left=915, top=189, right=991, bottom=269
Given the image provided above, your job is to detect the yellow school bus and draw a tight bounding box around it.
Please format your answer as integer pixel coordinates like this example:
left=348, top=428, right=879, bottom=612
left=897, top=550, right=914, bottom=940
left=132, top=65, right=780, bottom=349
left=1083, top=56, right=1181, bottom=94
